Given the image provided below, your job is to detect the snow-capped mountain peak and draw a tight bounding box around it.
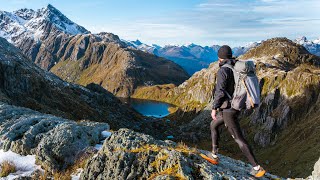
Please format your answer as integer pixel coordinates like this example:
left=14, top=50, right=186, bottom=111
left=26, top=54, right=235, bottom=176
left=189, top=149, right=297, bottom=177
left=13, top=8, right=36, bottom=21
left=39, top=4, right=89, bottom=35
left=131, top=39, right=143, bottom=46
left=313, top=38, right=320, bottom=44
left=124, top=39, right=161, bottom=55
left=0, top=4, right=89, bottom=44
left=183, top=42, right=197, bottom=47
left=294, top=36, right=320, bottom=56
left=295, top=36, right=309, bottom=44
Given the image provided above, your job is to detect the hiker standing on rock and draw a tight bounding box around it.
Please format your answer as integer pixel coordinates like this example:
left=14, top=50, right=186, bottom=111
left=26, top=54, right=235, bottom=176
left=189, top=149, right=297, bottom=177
left=210, top=45, right=266, bottom=177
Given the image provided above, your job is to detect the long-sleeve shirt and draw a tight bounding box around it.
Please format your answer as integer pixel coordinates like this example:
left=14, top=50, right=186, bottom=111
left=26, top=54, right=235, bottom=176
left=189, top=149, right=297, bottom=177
left=212, top=59, right=235, bottom=110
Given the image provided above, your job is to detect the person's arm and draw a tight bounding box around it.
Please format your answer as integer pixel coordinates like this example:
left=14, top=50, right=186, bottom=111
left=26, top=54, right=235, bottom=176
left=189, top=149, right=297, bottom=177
left=212, top=68, right=228, bottom=110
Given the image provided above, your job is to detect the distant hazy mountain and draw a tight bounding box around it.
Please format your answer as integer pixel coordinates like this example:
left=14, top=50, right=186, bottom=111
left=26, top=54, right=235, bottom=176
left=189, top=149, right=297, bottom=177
left=125, top=40, right=261, bottom=75
left=126, top=36, right=320, bottom=75
left=232, top=41, right=262, bottom=57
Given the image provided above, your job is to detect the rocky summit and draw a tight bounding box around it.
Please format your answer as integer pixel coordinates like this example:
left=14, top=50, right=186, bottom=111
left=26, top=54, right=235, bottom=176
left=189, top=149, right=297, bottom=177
left=133, top=38, right=320, bottom=177
left=0, top=4, right=89, bottom=44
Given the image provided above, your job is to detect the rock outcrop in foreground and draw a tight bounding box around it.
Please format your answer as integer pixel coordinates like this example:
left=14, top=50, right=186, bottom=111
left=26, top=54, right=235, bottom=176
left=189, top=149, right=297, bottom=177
left=0, top=103, right=109, bottom=171
left=81, top=129, right=279, bottom=180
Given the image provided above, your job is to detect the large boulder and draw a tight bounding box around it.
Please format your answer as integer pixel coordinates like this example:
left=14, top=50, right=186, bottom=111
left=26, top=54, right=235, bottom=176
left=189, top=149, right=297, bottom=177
left=81, top=128, right=279, bottom=180
left=0, top=103, right=109, bottom=171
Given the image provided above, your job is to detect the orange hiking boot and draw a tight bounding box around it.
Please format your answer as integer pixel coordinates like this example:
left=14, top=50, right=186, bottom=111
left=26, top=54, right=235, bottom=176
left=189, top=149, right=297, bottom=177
left=199, top=151, right=219, bottom=165
left=250, top=165, right=266, bottom=178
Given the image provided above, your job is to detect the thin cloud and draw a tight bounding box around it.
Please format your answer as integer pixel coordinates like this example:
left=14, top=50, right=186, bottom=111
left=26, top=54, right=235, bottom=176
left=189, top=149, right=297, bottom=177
left=3, top=0, right=319, bottom=46
left=6, top=0, right=313, bottom=47
left=10, top=0, right=28, bottom=5
left=90, top=22, right=206, bottom=45
left=182, top=0, right=320, bottom=45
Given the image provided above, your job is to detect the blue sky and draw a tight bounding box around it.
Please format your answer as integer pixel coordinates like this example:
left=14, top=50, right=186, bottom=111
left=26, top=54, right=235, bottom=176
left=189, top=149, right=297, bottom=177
left=1, top=0, right=320, bottom=46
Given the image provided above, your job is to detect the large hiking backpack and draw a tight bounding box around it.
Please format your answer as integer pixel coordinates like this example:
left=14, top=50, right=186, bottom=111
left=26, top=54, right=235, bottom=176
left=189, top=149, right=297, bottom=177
left=223, top=60, right=260, bottom=110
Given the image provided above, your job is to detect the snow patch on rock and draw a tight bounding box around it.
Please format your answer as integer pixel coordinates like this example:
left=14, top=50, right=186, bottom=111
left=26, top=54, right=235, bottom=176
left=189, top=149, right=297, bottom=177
left=94, top=130, right=112, bottom=150
left=71, top=168, right=83, bottom=180
left=0, top=149, right=42, bottom=179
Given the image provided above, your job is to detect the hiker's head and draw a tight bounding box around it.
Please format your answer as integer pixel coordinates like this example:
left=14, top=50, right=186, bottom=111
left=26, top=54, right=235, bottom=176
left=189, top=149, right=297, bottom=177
left=218, top=45, right=232, bottom=62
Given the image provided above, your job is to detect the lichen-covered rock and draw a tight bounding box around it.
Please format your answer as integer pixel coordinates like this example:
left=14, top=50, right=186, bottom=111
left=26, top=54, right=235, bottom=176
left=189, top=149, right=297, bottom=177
left=0, top=103, right=109, bottom=171
left=81, top=129, right=279, bottom=180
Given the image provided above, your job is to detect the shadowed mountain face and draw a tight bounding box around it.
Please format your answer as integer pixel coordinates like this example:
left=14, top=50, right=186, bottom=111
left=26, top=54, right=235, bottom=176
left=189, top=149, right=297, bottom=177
left=0, top=37, right=142, bottom=129
left=0, top=5, right=190, bottom=98
left=132, top=38, right=320, bottom=177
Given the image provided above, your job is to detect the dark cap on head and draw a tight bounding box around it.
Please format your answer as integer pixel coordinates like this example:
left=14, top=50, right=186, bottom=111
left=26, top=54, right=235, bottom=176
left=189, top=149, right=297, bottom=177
left=218, top=45, right=232, bottom=59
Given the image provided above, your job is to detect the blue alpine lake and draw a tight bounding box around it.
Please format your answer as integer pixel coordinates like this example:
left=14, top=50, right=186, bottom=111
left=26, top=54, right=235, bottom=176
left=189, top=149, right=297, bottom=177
left=120, top=98, right=174, bottom=118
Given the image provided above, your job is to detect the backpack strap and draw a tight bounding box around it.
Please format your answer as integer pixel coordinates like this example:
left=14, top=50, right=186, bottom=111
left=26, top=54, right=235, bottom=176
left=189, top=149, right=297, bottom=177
left=242, top=79, right=255, bottom=108
left=223, top=90, right=232, bottom=100
left=221, top=64, right=234, bottom=100
left=221, top=64, right=235, bottom=72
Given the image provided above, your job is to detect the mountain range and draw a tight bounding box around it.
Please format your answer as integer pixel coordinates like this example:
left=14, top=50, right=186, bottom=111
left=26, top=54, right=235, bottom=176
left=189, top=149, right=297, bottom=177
left=0, top=4, right=189, bottom=97
left=1, top=4, right=319, bottom=78
left=125, top=39, right=262, bottom=75
left=126, top=36, right=320, bottom=75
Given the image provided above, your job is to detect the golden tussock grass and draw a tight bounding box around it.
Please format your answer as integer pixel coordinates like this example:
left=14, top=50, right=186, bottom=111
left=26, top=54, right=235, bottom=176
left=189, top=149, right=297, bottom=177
left=0, top=161, right=16, bottom=177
